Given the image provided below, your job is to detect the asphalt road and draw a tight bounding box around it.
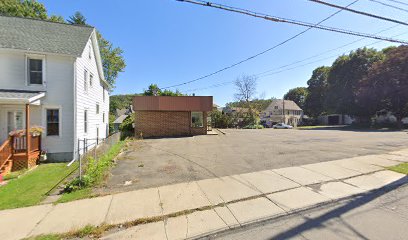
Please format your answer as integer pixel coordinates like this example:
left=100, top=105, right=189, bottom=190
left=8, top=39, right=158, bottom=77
left=208, top=182, right=408, bottom=240
left=102, top=128, right=408, bottom=194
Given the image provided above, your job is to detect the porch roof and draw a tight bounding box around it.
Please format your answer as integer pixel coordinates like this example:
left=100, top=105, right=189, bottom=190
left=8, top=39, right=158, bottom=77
left=0, top=89, right=45, bottom=104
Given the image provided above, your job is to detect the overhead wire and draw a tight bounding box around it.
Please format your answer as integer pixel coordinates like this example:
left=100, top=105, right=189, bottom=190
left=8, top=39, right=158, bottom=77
left=163, top=0, right=408, bottom=89
left=309, top=0, right=408, bottom=26
left=161, top=0, right=360, bottom=89
left=184, top=30, right=408, bottom=93
left=367, top=0, right=408, bottom=13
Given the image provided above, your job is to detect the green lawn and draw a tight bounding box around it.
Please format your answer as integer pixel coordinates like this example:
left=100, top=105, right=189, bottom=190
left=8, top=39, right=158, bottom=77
left=0, top=162, right=78, bottom=210
left=56, top=187, right=92, bottom=203
left=389, top=162, right=408, bottom=175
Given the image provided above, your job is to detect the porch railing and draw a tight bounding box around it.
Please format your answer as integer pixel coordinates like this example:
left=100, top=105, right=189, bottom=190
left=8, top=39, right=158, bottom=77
left=0, top=138, right=12, bottom=169
left=13, top=135, right=41, bottom=153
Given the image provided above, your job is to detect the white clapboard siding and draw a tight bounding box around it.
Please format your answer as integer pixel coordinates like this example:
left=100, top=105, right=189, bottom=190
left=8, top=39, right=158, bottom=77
left=75, top=34, right=109, bottom=151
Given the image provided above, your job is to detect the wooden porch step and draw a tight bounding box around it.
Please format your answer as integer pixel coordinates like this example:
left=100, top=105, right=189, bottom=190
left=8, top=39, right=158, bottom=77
left=0, top=159, right=13, bottom=176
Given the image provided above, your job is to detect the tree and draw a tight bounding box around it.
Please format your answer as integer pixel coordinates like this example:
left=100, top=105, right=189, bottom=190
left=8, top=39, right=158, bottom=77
left=234, top=75, right=259, bottom=125
left=110, top=94, right=138, bottom=114
left=210, top=110, right=234, bottom=128
left=0, top=0, right=47, bottom=19
left=357, top=45, right=408, bottom=128
left=325, top=48, right=384, bottom=119
left=304, top=66, right=330, bottom=118
left=284, top=87, right=308, bottom=110
left=67, top=11, right=87, bottom=25
left=66, top=12, right=126, bottom=89
left=95, top=32, right=126, bottom=89
left=143, top=84, right=161, bottom=96
left=234, top=75, right=257, bottom=103
left=143, top=84, right=185, bottom=96
left=48, top=15, right=65, bottom=23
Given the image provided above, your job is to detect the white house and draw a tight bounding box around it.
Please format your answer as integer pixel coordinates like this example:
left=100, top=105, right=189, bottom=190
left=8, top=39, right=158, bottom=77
left=260, top=99, right=303, bottom=127
left=0, top=15, right=109, bottom=162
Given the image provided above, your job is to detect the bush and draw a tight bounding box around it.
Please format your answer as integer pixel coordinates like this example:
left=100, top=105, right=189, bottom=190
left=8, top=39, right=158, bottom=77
left=243, top=124, right=264, bottom=129
left=119, top=113, right=135, bottom=139
left=211, top=110, right=235, bottom=128
left=64, top=141, right=125, bottom=193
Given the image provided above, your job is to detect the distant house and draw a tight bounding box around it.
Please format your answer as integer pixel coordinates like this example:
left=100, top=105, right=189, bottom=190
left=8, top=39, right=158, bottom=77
left=374, top=110, right=408, bottom=125
left=260, top=100, right=303, bottom=127
left=0, top=16, right=109, bottom=168
left=318, top=114, right=354, bottom=125
left=113, top=106, right=134, bottom=132
left=133, top=96, right=213, bottom=137
left=212, top=103, right=222, bottom=112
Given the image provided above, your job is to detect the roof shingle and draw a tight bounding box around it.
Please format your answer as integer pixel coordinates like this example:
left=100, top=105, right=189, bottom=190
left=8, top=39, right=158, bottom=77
left=0, top=15, right=94, bottom=56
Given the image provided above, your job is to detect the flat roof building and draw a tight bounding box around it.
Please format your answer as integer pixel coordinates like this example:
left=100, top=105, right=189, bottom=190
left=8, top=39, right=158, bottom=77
left=133, top=96, right=213, bottom=138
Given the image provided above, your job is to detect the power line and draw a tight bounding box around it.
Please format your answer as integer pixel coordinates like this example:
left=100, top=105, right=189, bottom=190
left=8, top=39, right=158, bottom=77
left=185, top=30, right=408, bottom=93
left=165, top=0, right=407, bottom=89
left=175, top=0, right=407, bottom=44
left=161, top=0, right=360, bottom=89
left=383, top=0, right=408, bottom=7
left=309, top=0, right=408, bottom=26
left=255, top=23, right=403, bottom=77
left=368, top=0, right=408, bottom=13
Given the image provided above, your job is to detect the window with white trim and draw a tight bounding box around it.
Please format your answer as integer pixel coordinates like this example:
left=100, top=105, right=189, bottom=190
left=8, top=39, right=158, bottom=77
left=88, top=45, right=92, bottom=59
left=84, top=70, right=88, bottom=92
left=96, top=103, right=100, bottom=114
left=84, top=110, right=88, bottom=133
left=103, top=112, right=105, bottom=123
left=46, top=109, right=59, bottom=136
left=90, top=73, right=93, bottom=87
left=28, top=58, right=43, bottom=85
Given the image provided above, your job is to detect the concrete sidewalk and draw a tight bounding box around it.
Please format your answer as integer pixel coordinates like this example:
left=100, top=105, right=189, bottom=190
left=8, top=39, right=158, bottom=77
left=1, top=149, right=408, bottom=240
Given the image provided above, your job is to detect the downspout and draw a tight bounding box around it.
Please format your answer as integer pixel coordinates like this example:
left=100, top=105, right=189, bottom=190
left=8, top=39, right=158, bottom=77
left=69, top=58, right=77, bottom=165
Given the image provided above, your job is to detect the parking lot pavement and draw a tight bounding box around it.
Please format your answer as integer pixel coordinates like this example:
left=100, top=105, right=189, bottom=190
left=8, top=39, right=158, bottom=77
left=103, top=128, right=408, bottom=193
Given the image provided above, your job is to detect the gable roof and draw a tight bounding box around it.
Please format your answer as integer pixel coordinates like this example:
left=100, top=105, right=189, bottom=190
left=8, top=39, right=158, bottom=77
left=0, top=15, right=94, bottom=56
left=264, top=99, right=302, bottom=111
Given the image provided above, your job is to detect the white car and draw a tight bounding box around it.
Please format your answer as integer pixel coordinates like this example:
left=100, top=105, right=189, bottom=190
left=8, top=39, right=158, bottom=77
left=273, top=123, right=293, bottom=129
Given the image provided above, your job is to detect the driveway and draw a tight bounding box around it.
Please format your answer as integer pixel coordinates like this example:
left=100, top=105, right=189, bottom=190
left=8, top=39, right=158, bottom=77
left=102, top=128, right=408, bottom=194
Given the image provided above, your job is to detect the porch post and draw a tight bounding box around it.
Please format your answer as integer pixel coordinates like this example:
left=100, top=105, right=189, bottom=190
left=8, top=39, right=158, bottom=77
left=26, top=104, right=30, bottom=156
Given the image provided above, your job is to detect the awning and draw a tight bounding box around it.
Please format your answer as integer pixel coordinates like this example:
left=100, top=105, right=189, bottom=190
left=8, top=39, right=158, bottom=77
left=0, top=89, right=45, bottom=104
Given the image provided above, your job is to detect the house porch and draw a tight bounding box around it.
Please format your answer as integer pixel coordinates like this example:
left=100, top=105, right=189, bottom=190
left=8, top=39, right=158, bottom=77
left=0, top=90, right=45, bottom=176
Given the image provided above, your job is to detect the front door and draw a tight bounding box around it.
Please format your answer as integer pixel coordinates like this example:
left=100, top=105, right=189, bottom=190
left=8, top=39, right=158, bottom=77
left=7, top=110, right=24, bottom=133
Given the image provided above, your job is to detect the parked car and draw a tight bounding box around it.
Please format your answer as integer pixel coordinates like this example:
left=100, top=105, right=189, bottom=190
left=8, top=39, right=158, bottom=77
left=273, top=123, right=293, bottom=129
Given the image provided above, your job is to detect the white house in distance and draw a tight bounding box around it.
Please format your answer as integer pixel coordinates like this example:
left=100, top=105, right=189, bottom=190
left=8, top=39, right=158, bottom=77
left=260, top=99, right=303, bottom=127
left=0, top=15, right=109, bottom=162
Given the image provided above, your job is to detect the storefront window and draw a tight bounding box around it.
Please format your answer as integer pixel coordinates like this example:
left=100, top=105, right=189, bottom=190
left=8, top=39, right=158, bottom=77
left=191, top=112, right=203, bottom=128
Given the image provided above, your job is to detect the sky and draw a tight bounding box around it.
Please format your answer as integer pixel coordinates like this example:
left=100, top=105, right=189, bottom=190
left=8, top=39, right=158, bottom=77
left=41, top=0, right=408, bottom=106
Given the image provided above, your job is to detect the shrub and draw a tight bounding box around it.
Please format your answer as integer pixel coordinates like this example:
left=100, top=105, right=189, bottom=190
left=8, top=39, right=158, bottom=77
left=119, top=113, right=135, bottom=139
left=64, top=141, right=124, bottom=193
left=243, top=124, right=264, bottom=129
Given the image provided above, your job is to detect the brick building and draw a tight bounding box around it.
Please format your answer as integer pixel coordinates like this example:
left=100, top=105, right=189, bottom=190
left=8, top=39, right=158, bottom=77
left=133, top=96, right=213, bottom=137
